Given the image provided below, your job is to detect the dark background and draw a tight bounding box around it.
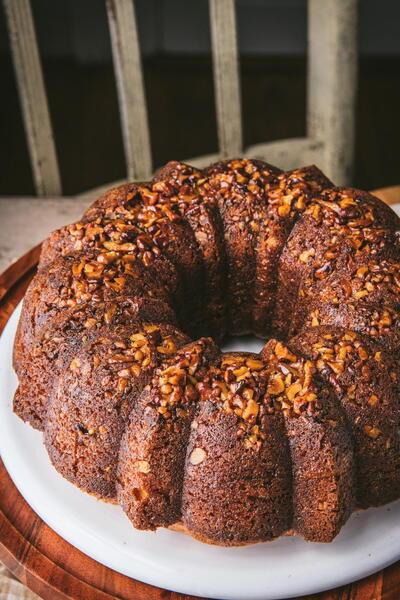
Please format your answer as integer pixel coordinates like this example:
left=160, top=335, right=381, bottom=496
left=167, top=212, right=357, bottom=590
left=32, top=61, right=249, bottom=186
left=1, top=0, right=399, bottom=196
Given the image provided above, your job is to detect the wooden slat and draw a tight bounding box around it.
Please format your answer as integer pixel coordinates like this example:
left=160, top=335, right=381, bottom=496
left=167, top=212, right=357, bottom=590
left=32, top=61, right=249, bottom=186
left=307, top=0, right=358, bottom=185
left=3, top=0, right=62, bottom=196
left=106, top=0, right=152, bottom=181
left=0, top=243, right=40, bottom=302
left=209, top=0, right=242, bottom=157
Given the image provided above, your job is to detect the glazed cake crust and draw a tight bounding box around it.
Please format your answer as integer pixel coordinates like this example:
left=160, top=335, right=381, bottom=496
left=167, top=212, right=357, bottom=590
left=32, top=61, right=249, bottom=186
left=152, top=161, right=228, bottom=338
left=296, top=301, right=400, bottom=352
left=274, top=187, right=400, bottom=337
left=82, top=179, right=205, bottom=335
left=44, top=323, right=189, bottom=498
left=13, top=297, right=177, bottom=431
left=117, top=337, right=220, bottom=530
left=202, top=159, right=282, bottom=334
left=13, top=157, right=400, bottom=546
left=289, top=326, right=400, bottom=508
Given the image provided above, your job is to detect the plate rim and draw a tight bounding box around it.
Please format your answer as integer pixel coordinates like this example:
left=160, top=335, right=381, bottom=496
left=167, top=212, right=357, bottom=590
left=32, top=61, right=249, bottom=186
left=1, top=302, right=400, bottom=600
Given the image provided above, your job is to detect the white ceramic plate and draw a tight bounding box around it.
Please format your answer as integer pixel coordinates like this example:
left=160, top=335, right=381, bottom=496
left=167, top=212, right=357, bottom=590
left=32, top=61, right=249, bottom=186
left=1, top=303, right=400, bottom=600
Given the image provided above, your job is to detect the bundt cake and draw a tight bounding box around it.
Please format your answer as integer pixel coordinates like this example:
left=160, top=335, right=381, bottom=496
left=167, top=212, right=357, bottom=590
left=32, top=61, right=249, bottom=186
left=13, top=158, right=400, bottom=546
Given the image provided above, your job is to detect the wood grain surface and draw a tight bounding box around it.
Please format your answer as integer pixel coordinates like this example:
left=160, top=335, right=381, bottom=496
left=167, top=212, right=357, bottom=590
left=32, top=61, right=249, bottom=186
left=1, top=186, right=400, bottom=600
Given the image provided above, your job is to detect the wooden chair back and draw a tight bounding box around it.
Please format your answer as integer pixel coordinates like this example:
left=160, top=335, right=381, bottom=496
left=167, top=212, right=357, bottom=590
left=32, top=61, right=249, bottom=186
left=3, top=0, right=358, bottom=196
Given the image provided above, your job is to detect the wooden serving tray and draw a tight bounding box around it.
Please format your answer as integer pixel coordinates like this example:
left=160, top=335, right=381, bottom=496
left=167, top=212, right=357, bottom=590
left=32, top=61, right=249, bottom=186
left=1, top=184, right=400, bottom=600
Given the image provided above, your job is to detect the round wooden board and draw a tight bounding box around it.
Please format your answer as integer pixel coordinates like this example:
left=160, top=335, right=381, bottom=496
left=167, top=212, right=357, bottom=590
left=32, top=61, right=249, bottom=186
left=1, top=186, right=400, bottom=600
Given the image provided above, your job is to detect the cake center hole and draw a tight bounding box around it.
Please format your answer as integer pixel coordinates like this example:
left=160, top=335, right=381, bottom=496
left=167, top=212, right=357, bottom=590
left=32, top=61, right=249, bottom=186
left=221, top=335, right=265, bottom=354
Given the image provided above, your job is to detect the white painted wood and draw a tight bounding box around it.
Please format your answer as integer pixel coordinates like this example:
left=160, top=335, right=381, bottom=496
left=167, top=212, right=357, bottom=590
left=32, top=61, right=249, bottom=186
left=187, top=138, right=324, bottom=172
left=3, top=0, right=61, bottom=196
left=78, top=179, right=127, bottom=199
left=245, top=137, right=324, bottom=170
left=77, top=138, right=321, bottom=198
left=3, top=0, right=358, bottom=197
left=209, top=0, right=242, bottom=157
left=106, top=0, right=152, bottom=180
left=184, top=153, right=221, bottom=169
left=77, top=154, right=223, bottom=198
left=308, top=0, right=358, bottom=185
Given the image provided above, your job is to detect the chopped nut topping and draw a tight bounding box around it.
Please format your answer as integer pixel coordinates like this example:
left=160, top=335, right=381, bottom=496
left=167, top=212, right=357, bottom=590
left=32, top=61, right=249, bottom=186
left=245, top=358, right=264, bottom=370
left=323, top=260, right=400, bottom=306
left=145, top=339, right=215, bottom=424
left=299, top=248, right=316, bottom=263
left=289, top=187, right=397, bottom=301
left=104, top=304, right=117, bottom=324
left=286, top=382, right=303, bottom=401
left=274, top=342, right=297, bottom=362
left=310, top=332, right=370, bottom=379
left=132, top=488, right=149, bottom=501
left=67, top=326, right=186, bottom=402
left=242, top=398, right=260, bottom=420
left=47, top=246, right=174, bottom=313
left=306, top=304, right=400, bottom=345
left=70, top=357, right=81, bottom=372
left=364, top=425, right=381, bottom=439
left=267, top=375, right=285, bottom=395
left=189, top=447, right=206, bottom=465
left=368, top=395, right=379, bottom=406
left=156, top=338, right=176, bottom=355
left=136, top=460, right=151, bottom=473
left=260, top=165, right=332, bottom=220
left=206, top=343, right=325, bottom=451
left=304, top=190, right=382, bottom=239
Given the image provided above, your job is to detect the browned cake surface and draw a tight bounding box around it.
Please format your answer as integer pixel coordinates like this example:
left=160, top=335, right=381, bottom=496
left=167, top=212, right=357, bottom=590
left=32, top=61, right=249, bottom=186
left=117, top=337, right=220, bottom=529
left=201, top=159, right=282, bottom=334
left=297, top=301, right=400, bottom=352
left=274, top=188, right=400, bottom=337
left=82, top=179, right=205, bottom=335
left=44, top=323, right=189, bottom=498
left=289, top=327, right=400, bottom=508
left=252, top=165, right=333, bottom=335
left=15, top=249, right=177, bottom=367
left=152, top=161, right=228, bottom=338
left=182, top=351, right=293, bottom=545
left=260, top=340, right=354, bottom=543
left=13, top=297, right=177, bottom=431
left=13, top=158, right=400, bottom=547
